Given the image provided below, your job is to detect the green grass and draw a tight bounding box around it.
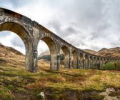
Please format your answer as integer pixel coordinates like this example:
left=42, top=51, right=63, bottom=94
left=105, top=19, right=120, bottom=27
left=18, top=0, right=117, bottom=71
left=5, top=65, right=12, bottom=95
left=101, top=61, right=120, bottom=70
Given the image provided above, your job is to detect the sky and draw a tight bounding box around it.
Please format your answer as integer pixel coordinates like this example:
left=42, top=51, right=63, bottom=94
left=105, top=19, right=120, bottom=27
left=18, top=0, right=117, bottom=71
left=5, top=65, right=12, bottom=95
left=0, top=0, right=120, bottom=55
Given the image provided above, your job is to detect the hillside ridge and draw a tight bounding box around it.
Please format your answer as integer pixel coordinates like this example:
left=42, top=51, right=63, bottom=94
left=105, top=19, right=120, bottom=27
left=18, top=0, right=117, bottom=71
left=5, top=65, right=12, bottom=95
left=39, top=47, right=120, bottom=58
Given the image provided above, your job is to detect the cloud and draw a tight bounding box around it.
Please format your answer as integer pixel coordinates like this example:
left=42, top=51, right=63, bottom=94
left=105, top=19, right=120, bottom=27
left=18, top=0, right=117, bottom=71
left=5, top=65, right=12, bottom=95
left=11, top=35, right=24, bottom=48
left=0, top=31, right=25, bottom=54
left=37, top=40, right=49, bottom=55
left=0, top=0, right=120, bottom=54
left=0, top=31, right=10, bottom=37
left=47, top=19, right=78, bottom=38
left=0, top=0, right=35, bottom=9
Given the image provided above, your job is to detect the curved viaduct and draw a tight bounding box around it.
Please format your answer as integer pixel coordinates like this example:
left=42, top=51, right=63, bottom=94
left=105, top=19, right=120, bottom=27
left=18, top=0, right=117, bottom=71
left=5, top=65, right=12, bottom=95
left=0, top=8, right=119, bottom=72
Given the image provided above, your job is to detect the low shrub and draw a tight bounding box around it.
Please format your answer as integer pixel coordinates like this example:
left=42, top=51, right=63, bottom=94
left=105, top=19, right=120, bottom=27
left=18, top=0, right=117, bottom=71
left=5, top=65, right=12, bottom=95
left=101, top=61, right=120, bottom=71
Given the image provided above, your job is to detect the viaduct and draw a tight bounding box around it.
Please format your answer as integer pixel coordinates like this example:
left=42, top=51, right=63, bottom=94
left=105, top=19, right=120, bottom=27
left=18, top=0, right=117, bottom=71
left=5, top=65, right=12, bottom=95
left=0, top=8, right=120, bottom=72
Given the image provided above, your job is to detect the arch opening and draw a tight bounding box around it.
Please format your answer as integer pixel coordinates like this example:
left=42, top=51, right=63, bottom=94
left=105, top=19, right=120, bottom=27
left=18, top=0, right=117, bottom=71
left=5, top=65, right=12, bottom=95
left=0, top=22, right=35, bottom=72
left=37, top=36, right=58, bottom=70
left=37, top=40, right=50, bottom=71
left=0, top=31, right=25, bottom=67
left=72, top=50, right=78, bottom=68
left=60, top=46, right=70, bottom=69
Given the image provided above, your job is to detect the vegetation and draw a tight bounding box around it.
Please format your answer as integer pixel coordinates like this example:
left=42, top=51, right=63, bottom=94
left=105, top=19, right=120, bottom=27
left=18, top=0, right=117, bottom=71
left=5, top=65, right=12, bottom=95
left=0, top=61, right=120, bottom=100
left=1, top=40, right=120, bottom=99
left=101, top=61, right=120, bottom=71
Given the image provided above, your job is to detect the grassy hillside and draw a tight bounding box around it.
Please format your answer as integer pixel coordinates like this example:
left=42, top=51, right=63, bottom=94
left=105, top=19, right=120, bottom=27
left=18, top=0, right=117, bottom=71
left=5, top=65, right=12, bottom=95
left=0, top=44, right=120, bottom=100
left=0, top=61, right=120, bottom=100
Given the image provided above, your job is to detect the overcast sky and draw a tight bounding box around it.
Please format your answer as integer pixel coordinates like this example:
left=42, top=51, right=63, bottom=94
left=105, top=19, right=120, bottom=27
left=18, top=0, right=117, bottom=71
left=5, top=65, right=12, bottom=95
left=0, top=0, right=120, bottom=55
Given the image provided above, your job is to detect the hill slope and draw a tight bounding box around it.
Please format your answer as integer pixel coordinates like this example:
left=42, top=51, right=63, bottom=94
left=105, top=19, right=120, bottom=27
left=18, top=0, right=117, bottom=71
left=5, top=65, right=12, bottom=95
left=0, top=43, right=25, bottom=67
left=97, top=47, right=120, bottom=57
left=84, top=47, right=120, bottom=57
left=0, top=44, right=120, bottom=100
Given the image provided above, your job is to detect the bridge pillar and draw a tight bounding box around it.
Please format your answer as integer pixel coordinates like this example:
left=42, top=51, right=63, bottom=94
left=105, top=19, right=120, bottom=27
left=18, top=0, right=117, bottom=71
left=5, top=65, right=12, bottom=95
left=96, top=57, right=101, bottom=69
left=80, top=59, right=84, bottom=69
left=100, top=58, right=104, bottom=68
left=25, top=42, right=38, bottom=72
left=91, top=56, right=95, bottom=69
left=89, top=56, right=93, bottom=69
left=82, top=53, right=86, bottom=69
left=64, top=54, right=70, bottom=69
left=102, top=58, right=106, bottom=65
left=64, top=51, right=71, bottom=69
left=84, top=54, right=89, bottom=69
left=77, top=56, right=80, bottom=69
left=94, top=57, right=98, bottom=69
left=79, top=53, right=83, bottom=69
left=91, top=56, right=94, bottom=69
left=102, top=58, right=106, bottom=67
left=99, top=57, right=103, bottom=69
left=69, top=53, right=72, bottom=69
left=49, top=51, right=60, bottom=71
left=88, top=55, right=92, bottom=69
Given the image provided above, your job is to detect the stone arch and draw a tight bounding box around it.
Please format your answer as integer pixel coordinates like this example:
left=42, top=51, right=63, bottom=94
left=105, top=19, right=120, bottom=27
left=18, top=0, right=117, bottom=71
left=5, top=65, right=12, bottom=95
left=0, top=22, right=36, bottom=72
left=61, top=45, right=70, bottom=69
left=38, top=36, right=59, bottom=70
left=72, top=49, right=78, bottom=68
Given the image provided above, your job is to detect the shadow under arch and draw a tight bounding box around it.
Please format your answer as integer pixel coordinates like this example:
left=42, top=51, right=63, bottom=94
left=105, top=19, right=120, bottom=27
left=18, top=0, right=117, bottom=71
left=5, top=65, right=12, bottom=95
left=61, top=45, right=70, bottom=69
left=38, top=36, right=59, bottom=70
left=0, top=22, right=36, bottom=72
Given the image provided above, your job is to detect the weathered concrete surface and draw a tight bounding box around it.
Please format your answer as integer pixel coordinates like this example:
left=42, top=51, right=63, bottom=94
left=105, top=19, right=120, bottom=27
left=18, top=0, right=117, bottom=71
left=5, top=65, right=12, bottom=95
left=0, top=8, right=119, bottom=72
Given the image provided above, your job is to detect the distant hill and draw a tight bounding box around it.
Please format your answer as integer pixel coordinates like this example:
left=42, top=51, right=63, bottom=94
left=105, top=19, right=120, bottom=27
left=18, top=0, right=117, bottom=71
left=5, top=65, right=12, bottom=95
left=39, top=50, right=50, bottom=57
left=97, top=47, right=120, bottom=57
left=0, top=43, right=23, bottom=56
left=0, top=43, right=25, bottom=66
left=84, top=47, right=120, bottom=57
left=83, top=49, right=97, bottom=55
left=38, top=50, right=64, bottom=61
left=39, top=47, right=120, bottom=61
